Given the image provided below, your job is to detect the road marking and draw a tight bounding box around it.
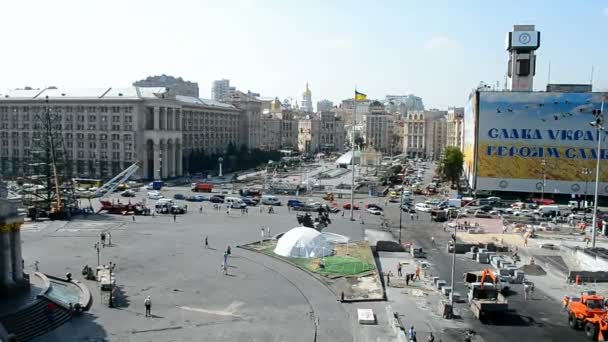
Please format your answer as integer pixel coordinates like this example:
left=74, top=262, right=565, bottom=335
left=178, top=301, right=244, bottom=317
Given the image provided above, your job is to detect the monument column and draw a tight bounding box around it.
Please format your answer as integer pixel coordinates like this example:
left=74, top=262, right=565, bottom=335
left=0, top=227, right=15, bottom=289
left=10, top=223, right=24, bottom=283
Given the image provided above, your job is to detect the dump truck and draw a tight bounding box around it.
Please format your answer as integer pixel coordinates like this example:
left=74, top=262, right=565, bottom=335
left=565, top=291, right=608, bottom=340
left=468, top=283, right=508, bottom=322
left=464, top=269, right=510, bottom=294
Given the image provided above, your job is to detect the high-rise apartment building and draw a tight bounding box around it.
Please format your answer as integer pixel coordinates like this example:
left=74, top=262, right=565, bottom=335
left=211, top=79, right=235, bottom=102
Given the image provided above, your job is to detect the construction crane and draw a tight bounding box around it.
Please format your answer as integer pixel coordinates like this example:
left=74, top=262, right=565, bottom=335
left=97, top=162, right=149, bottom=215
left=95, top=162, right=140, bottom=199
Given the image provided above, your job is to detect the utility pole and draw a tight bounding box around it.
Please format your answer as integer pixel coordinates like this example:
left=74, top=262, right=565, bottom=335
left=94, top=242, right=100, bottom=266
left=591, top=100, right=604, bottom=248
left=581, top=167, right=592, bottom=208
left=540, top=159, right=546, bottom=201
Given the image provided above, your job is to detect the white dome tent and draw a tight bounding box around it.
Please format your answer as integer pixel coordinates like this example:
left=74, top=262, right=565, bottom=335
left=274, top=227, right=334, bottom=258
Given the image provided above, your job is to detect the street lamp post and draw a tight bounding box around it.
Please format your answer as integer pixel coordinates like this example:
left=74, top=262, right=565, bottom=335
left=398, top=173, right=407, bottom=244
left=590, top=101, right=605, bottom=248
left=540, top=159, right=546, bottom=201
left=94, top=242, right=100, bottom=266
left=450, top=200, right=477, bottom=306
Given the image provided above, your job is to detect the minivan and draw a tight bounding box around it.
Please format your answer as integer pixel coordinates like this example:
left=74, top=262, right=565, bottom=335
left=261, top=195, right=282, bottom=206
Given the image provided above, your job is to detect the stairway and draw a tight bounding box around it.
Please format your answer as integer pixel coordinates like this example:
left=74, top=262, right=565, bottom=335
left=0, top=297, right=71, bottom=342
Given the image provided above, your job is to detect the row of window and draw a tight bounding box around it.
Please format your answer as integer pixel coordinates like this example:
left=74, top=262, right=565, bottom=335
left=0, top=148, right=133, bottom=160
left=1, top=112, right=133, bottom=122
left=0, top=106, right=133, bottom=114
left=1, top=132, right=132, bottom=141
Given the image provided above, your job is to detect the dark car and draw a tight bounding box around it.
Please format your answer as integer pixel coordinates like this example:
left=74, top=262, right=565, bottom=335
left=365, top=203, right=383, bottom=211
left=210, top=195, right=225, bottom=203
left=401, top=205, right=416, bottom=213
left=241, top=197, right=258, bottom=206
left=173, top=193, right=186, bottom=200
left=186, top=195, right=208, bottom=202
left=287, top=199, right=304, bottom=208
left=121, top=190, right=136, bottom=197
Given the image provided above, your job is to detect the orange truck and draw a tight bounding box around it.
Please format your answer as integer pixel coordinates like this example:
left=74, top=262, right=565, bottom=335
left=565, top=291, right=608, bottom=340
left=192, top=183, right=214, bottom=193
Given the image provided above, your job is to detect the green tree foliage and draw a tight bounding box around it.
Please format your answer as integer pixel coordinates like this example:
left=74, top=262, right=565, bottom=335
left=441, top=147, right=464, bottom=187
left=184, top=146, right=282, bottom=175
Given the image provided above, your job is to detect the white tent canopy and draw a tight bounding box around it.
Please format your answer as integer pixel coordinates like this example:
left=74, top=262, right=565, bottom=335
left=274, top=227, right=334, bottom=258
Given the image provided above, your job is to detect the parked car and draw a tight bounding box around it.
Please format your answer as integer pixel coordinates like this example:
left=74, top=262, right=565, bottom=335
left=170, top=204, right=187, bottom=214
left=415, top=203, right=432, bottom=212
left=287, top=199, right=304, bottom=208
left=225, top=197, right=247, bottom=209
left=121, top=190, right=136, bottom=197
left=186, top=195, right=208, bottom=202
left=241, top=197, right=258, bottom=206
left=147, top=191, right=163, bottom=200
left=401, top=205, right=416, bottom=213
left=474, top=210, right=492, bottom=218
left=342, top=203, right=360, bottom=210
left=367, top=207, right=383, bottom=215
left=210, top=195, right=225, bottom=203
left=366, top=203, right=383, bottom=211
left=173, top=193, right=186, bottom=200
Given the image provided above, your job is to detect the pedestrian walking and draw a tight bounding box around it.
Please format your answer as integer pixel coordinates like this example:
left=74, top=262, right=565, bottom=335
left=414, top=266, right=421, bottom=281
left=204, top=236, right=209, bottom=248
left=173, top=214, right=177, bottom=223
left=397, top=262, right=402, bottom=277
left=226, top=245, right=231, bottom=255
left=132, top=213, right=136, bottom=222
left=245, top=207, right=248, bottom=215
left=431, top=236, right=436, bottom=246
left=386, top=271, right=391, bottom=287
left=427, top=332, right=435, bottom=342
left=260, top=205, right=263, bottom=213
left=405, top=273, right=410, bottom=286
left=107, top=232, right=112, bottom=246
left=416, top=213, right=419, bottom=220
left=407, top=326, right=416, bottom=341
left=144, top=296, right=151, bottom=317
left=523, top=283, right=530, bottom=300
left=199, top=205, right=203, bottom=214
left=261, top=227, right=265, bottom=241
left=410, top=213, right=414, bottom=221
left=266, top=227, right=271, bottom=237
left=100, top=232, right=106, bottom=247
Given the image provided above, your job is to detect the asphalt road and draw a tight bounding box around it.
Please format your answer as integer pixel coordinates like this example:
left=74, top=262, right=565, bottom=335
left=383, top=163, right=586, bottom=342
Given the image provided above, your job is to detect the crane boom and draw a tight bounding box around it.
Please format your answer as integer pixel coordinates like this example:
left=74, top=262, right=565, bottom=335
left=96, top=162, right=140, bottom=199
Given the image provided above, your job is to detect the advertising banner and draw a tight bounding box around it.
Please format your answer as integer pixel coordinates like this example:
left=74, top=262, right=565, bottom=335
left=473, top=91, right=608, bottom=195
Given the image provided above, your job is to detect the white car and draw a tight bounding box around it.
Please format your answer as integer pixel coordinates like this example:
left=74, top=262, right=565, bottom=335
left=367, top=208, right=383, bottom=215
left=415, top=203, right=433, bottom=212
left=147, top=191, right=163, bottom=200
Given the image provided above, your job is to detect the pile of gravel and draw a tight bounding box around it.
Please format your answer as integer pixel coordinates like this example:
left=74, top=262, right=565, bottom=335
left=519, top=263, right=546, bottom=276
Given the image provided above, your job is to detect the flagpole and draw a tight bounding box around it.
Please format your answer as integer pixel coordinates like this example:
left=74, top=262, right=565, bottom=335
left=350, top=90, right=356, bottom=221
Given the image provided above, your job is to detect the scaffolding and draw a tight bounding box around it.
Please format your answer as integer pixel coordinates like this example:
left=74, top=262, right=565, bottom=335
left=22, top=96, right=77, bottom=220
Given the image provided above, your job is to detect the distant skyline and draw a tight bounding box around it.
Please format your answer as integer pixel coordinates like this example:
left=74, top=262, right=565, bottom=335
left=0, top=0, right=607, bottom=109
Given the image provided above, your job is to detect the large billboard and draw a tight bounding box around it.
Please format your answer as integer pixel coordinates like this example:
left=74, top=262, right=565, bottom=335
left=469, top=91, right=608, bottom=196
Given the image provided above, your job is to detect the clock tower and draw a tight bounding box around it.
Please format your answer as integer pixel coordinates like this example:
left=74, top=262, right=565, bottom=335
left=506, top=25, right=541, bottom=91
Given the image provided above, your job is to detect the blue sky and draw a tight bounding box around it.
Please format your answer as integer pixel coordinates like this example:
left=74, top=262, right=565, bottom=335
left=0, top=0, right=606, bottom=109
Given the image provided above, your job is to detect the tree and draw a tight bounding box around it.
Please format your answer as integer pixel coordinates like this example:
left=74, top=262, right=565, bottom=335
left=441, top=147, right=464, bottom=188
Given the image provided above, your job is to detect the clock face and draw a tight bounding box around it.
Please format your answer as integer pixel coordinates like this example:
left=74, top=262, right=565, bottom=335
left=519, top=33, right=531, bottom=45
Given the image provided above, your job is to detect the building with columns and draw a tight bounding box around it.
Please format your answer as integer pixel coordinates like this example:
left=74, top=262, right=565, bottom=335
left=403, top=111, right=426, bottom=158
left=446, top=107, right=464, bottom=150
left=0, top=87, right=240, bottom=180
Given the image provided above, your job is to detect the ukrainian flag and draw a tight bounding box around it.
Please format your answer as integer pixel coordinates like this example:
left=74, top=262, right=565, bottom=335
left=355, top=90, right=367, bottom=102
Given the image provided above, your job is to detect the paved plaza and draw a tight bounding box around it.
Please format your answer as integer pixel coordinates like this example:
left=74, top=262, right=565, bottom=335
left=21, top=189, right=384, bottom=342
